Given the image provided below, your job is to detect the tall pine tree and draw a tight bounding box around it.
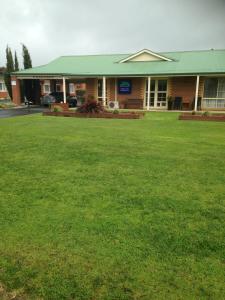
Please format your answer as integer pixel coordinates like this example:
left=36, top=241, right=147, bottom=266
left=14, top=51, right=19, bottom=71
left=22, top=44, right=32, bottom=69
left=22, top=44, right=33, bottom=101
left=4, top=46, right=14, bottom=99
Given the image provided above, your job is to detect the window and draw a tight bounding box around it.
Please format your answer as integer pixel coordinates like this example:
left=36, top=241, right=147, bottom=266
left=43, top=81, right=51, bottom=93
left=56, top=84, right=61, bottom=92
left=218, top=78, right=225, bottom=98
left=204, top=78, right=225, bottom=98
left=204, top=78, right=218, bottom=98
left=0, top=80, right=6, bottom=92
left=203, top=77, right=225, bottom=109
left=69, top=83, right=75, bottom=94
left=97, top=79, right=103, bottom=101
left=97, top=79, right=108, bottom=103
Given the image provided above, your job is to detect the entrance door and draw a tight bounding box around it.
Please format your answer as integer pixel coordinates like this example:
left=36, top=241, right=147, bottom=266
left=145, top=79, right=168, bottom=109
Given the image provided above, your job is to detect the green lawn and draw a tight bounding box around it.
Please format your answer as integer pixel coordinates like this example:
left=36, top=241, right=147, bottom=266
left=0, top=112, right=225, bottom=299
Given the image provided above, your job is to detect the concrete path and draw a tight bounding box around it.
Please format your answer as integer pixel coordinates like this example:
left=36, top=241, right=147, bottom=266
left=0, top=106, right=44, bottom=118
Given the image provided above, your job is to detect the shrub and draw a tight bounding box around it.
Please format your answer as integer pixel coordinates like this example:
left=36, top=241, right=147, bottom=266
left=203, top=111, right=210, bottom=116
left=52, top=106, right=63, bottom=112
left=77, top=100, right=105, bottom=113
left=113, top=109, right=119, bottom=114
left=0, top=102, right=15, bottom=109
left=191, top=110, right=196, bottom=115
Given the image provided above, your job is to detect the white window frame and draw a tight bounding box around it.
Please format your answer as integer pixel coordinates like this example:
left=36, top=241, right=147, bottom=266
left=145, top=79, right=168, bottom=109
left=0, top=80, right=7, bottom=92
left=43, top=80, right=51, bottom=93
left=203, top=77, right=225, bottom=109
left=69, top=83, right=75, bottom=94
left=97, top=78, right=108, bottom=103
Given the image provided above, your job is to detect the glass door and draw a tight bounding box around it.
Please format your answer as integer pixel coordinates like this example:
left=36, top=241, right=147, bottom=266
left=145, top=79, right=168, bottom=108
left=157, top=80, right=167, bottom=108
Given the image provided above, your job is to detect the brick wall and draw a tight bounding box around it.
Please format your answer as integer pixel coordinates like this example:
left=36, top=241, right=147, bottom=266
left=85, top=78, right=97, bottom=100
left=11, top=76, right=21, bottom=105
left=170, top=76, right=204, bottom=104
left=0, top=91, right=9, bottom=99
left=0, top=76, right=9, bottom=99
left=108, top=77, right=145, bottom=106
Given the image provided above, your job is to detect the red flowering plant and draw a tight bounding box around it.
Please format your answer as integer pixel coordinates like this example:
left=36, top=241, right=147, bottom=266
left=77, top=97, right=105, bottom=113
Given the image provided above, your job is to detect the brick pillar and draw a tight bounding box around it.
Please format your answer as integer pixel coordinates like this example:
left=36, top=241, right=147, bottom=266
left=11, top=76, right=22, bottom=105
left=86, top=78, right=97, bottom=100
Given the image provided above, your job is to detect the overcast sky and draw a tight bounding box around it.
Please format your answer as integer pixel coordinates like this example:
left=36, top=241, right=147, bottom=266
left=0, top=0, right=225, bottom=68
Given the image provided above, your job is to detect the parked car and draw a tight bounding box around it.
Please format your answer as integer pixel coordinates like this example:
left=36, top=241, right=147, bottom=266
left=41, top=92, right=77, bottom=107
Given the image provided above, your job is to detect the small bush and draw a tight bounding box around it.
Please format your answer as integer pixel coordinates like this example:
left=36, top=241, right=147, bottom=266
left=113, top=109, right=119, bottom=114
left=203, top=111, right=210, bottom=116
left=191, top=110, right=196, bottom=115
left=0, top=102, right=15, bottom=109
left=77, top=100, right=105, bottom=113
left=52, top=106, right=63, bottom=112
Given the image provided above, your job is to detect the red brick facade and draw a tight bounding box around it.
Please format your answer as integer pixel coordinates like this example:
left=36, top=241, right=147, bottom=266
left=0, top=91, right=8, bottom=99
left=85, top=78, right=97, bottom=100
left=84, top=76, right=204, bottom=109
left=0, top=73, right=9, bottom=99
left=108, top=78, right=145, bottom=105
left=11, top=75, right=206, bottom=110
left=169, top=77, right=204, bottom=108
left=11, top=76, right=21, bottom=105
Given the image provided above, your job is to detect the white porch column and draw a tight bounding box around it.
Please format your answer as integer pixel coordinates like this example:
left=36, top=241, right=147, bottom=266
left=103, top=76, right=106, bottom=106
left=147, top=76, right=151, bottom=110
left=194, top=75, right=200, bottom=111
left=115, top=78, right=117, bottom=102
left=63, top=76, right=66, bottom=103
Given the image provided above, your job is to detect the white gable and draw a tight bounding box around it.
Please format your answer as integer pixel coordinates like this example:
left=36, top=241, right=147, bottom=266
left=129, top=52, right=162, bottom=62
left=119, top=49, right=172, bottom=63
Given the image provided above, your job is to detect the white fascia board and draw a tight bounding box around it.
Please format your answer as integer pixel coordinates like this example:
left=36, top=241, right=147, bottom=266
left=119, top=49, right=173, bottom=63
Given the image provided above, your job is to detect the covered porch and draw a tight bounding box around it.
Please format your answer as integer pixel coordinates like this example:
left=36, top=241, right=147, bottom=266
left=11, top=74, right=225, bottom=111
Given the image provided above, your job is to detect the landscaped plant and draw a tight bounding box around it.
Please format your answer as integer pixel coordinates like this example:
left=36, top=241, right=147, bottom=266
left=203, top=111, right=210, bottom=116
left=113, top=109, right=119, bottom=114
left=77, top=100, right=105, bottom=113
left=52, top=106, right=63, bottom=112
left=191, top=110, right=196, bottom=115
left=0, top=102, right=15, bottom=109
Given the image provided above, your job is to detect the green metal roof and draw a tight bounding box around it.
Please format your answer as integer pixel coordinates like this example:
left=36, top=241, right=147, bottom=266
left=14, top=49, right=225, bottom=77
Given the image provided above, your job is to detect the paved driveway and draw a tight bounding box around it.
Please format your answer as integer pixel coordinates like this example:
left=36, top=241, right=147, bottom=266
left=0, top=106, right=44, bottom=118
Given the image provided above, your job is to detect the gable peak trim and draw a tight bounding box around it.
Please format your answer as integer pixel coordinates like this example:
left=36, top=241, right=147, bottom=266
left=119, top=49, right=173, bottom=63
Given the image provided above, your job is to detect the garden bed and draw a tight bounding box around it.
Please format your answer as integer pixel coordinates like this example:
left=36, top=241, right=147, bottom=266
left=43, top=111, right=144, bottom=119
left=179, top=113, right=225, bottom=122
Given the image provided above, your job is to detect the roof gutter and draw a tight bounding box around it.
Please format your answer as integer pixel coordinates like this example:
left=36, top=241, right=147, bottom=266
left=14, top=72, right=225, bottom=80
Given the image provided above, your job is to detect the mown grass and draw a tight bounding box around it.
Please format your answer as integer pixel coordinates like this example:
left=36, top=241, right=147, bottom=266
left=0, top=112, right=225, bottom=299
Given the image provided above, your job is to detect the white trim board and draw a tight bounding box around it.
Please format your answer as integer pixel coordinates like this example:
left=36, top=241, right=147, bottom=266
left=119, top=49, right=173, bottom=63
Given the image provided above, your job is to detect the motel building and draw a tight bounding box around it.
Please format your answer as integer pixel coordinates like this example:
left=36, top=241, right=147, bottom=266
left=11, top=48, right=225, bottom=111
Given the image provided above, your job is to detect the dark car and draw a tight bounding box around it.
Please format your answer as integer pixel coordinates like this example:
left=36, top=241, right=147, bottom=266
left=41, top=92, right=77, bottom=107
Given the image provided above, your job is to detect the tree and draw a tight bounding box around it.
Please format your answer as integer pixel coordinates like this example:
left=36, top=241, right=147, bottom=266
left=4, top=45, right=14, bottom=99
left=14, top=51, right=19, bottom=71
left=22, top=44, right=32, bottom=69
left=22, top=44, right=33, bottom=101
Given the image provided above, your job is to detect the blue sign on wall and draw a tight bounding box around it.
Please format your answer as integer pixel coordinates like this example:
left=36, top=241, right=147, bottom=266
left=118, top=79, right=132, bottom=94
